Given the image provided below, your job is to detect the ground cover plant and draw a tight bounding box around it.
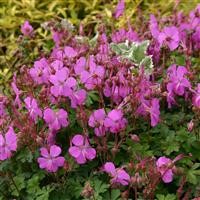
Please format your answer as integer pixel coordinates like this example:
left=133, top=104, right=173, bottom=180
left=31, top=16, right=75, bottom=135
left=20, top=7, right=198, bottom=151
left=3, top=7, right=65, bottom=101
left=0, top=0, right=199, bottom=92
left=0, top=1, right=200, bottom=199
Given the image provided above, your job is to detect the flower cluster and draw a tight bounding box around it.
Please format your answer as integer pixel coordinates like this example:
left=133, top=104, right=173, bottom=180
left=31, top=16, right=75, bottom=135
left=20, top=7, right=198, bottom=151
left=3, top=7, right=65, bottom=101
left=1, top=3, right=200, bottom=199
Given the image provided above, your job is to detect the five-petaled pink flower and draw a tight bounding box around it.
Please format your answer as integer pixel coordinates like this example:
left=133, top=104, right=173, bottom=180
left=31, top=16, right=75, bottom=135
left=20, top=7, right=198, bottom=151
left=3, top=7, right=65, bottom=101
left=29, top=58, right=50, bottom=84
left=37, top=145, right=65, bottom=172
left=158, top=26, right=180, bottom=51
left=104, top=109, right=127, bottom=133
left=21, top=21, right=33, bottom=36
left=80, top=56, right=105, bottom=90
left=49, top=67, right=77, bottom=97
left=24, top=97, right=42, bottom=122
left=156, top=156, right=174, bottom=183
left=0, top=127, right=17, bottom=161
left=69, top=134, right=96, bottom=164
left=104, top=162, right=130, bottom=186
left=43, top=108, right=69, bottom=131
left=167, top=64, right=191, bottom=96
left=88, top=109, right=107, bottom=137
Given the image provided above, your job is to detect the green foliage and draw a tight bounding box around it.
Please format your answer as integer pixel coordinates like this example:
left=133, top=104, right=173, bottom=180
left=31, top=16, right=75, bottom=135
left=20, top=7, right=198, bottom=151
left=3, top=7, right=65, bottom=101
left=111, top=40, right=153, bottom=75
left=156, top=193, right=177, bottom=200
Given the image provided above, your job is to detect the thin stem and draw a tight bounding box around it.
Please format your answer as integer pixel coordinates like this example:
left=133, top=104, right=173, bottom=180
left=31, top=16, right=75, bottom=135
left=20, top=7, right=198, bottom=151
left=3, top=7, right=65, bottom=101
left=9, top=173, right=20, bottom=196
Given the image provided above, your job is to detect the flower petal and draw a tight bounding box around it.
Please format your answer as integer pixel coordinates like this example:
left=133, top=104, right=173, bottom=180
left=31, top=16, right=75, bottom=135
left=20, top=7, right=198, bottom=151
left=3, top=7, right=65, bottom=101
left=50, top=145, right=62, bottom=157
left=69, top=146, right=81, bottom=158
left=72, top=134, right=84, bottom=146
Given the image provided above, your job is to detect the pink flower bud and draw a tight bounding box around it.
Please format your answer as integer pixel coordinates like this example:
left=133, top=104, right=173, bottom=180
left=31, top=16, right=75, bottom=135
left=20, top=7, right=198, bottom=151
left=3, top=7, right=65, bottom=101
left=131, top=134, right=140, bottom=143
left=187, top=120, right=194, bottom=132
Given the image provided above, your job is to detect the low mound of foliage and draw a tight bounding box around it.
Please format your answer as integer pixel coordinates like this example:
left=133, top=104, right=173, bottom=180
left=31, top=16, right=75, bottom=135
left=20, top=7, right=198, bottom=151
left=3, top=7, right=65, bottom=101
left=0, top=0, right=199, bottom=92
left=0, top=1, right=200, bottom=200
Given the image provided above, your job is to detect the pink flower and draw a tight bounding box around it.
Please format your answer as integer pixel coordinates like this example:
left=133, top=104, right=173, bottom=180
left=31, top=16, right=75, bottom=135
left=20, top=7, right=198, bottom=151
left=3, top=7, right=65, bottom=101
left=156, top=156, right=173, bottom=183
left=192, top=84, right=200, bottom=108
left=29, top=58, right=50, bottom=84
left=49, top=67, right=77, bottom=97
left=11, top=77, right=22, bottom=109
left=148, top=98, right=160, bottom=127
left=111, top=28, right=138, bottom=43
left=158, top=26, right=180, bottom=51
left=24, top=97, right=42, bottom=122
left=104, top=162, right=130, bottom=186
left=69, top=134, right=96, bottom=164
left=167, top=65, right=191, bottom=97
left=74, top=57, right=86, bottom=75
left=50, top=60, right=64, bottom=71
left=166, top=83, right=176, bottom=108
left=103, top=73, right=130, bottom=104
left=37, top=145, right=65, bottom=172
left=52, top=31, right=65, bottom=47
left=114, top=0, right=125, bottom=19
left=69, top=89, right=87, bottom=108
left=43, top=108, right=69, bottom=131
left=149, top=14, right=160, bottom=39
left=88, top=109, right=107, bottom=137
left=80, top=56, right=105, bottom=90
left=21, top=21, right=33, bottom=36
left=104, top=109, right=127, bottom=133
left=0, top=127, right=17, bottom=161
left=64, top=46, right=78, bottom=58
left=137, top=98, right=160, bottom=127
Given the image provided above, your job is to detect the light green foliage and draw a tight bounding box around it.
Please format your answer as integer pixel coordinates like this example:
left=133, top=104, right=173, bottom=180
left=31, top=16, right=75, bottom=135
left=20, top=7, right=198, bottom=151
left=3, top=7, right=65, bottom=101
left=111, top=40, right=153, bottom=75
left=156, top=194, right=177, bottom=200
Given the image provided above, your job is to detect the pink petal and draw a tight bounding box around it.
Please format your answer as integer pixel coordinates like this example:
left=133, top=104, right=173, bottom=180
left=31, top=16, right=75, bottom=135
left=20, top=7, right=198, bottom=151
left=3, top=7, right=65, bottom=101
left=162, top=170, right=173, bottom=183
left=0, top=134, right=5, bottom=146
left=76, top=153, right=86, bottom=164
left=104, top=162, right=116, bottom=176
left=38, top=157, right=48, bottom=169
left=108, top=109, right=123, bottom=121
left=156, top=156, right=171, bottom=167
left=53, top=156, right=65, bottom=167
left=5, top=127, right=17, bottom=151
left=85, top=148, right=96, bottom=160
left=50, top=145, right=62, bottom=157
left=69, top=146, right=81, bottom=158
left=66, top=77, right=77, bottom=88
left=72, top=134, right=84, bottom=146
left=74, top=57, right=86, bottom=75
left=55, top=68, right=68, bottom=82
left=64, top=46, right=77, bottom=58
left=44, top=108, right=55, bottom=124
left=40, top=147, right=49, bottom=158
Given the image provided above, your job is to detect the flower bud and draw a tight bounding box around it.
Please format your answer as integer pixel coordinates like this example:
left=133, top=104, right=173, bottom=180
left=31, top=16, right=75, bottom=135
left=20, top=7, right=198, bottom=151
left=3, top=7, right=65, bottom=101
left=131, top=134, right=140, bottom=142
left=81, top=182, right=94, bottom=198
left=187, top=120, right=194, bottom=132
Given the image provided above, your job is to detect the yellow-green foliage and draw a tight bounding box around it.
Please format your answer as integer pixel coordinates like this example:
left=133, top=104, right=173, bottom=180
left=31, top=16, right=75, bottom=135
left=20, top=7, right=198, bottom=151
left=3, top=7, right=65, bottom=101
left=0, top=0, right=199, bottom=92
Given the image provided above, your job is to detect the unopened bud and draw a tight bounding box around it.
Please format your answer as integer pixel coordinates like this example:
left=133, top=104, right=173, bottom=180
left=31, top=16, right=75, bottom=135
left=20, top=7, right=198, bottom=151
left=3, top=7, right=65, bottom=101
left=81, top=182, right=94, bottom=198
left=131, top=134, right=140, bottom=143
left=36, top=136, right=43, bottom=145
left=111, top=147, right=119, bottom=156
left=121, top=190, right=129, bottom=199
left=187, top=120, right=194, bottom=132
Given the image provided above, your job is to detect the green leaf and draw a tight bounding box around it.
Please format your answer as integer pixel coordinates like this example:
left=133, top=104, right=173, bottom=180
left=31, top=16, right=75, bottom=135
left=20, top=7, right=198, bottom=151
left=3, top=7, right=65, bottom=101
left=93, top=179, right=109, bottom=194
left=187, top=170, right=198, bottom=185
left=10, top=175, right=25, bottom=196
left=156, top=194, right=177, bottom=200
left=110, top=40, right=153, bottom=75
